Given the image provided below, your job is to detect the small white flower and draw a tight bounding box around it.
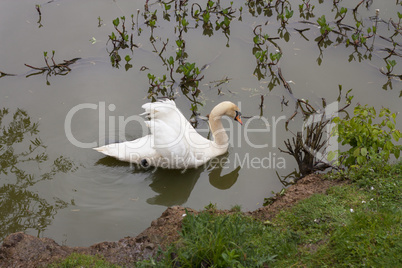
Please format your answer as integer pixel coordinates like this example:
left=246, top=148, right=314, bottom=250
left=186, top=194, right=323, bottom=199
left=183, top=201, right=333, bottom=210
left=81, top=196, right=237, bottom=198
left=370, top=186, right=375, bottom=190
left=370, top=198, right=374, bottom=201
left=362, top=201, right=366, bottom=203
left=350, top=209, right=354, bottom=213
left=182, top=214, right=187, bottom=217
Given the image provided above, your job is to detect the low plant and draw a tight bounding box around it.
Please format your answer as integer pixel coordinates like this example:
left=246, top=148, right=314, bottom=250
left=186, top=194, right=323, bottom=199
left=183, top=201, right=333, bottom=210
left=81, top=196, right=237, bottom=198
left=278, top=6, right=293, bottom=26
left=107, top=16, right=137, bottom=68
left=274, top=185, right=365, bottom=244
left=230, top=204, right=242, bottom=212
left=48, top=253, right=120, bottom=268
left=275, top=160, right=401, bottom=267
left=385, top=59, right=397, bottom=75
left=140, top=211, right=296, bottom=267
left=332, top=105, right=401, bottom=166
left=346, top=157, right=401, bottom=211
left=323, top=209, right=401, bottom=267
left=24, top=51, right=80, bottom=85
left=317, top=15, right=333, bottom=36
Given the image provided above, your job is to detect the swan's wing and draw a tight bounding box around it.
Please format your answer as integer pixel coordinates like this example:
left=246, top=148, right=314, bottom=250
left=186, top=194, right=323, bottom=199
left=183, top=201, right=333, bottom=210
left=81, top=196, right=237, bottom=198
left=142, top=100, right=191, bottom=156
left=141, top=99, right=182, bottom=122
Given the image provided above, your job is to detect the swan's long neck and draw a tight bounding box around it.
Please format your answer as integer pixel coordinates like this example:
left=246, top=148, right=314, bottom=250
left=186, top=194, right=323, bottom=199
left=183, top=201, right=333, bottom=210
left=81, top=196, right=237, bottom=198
left=209, top=107, right=229, bottom=146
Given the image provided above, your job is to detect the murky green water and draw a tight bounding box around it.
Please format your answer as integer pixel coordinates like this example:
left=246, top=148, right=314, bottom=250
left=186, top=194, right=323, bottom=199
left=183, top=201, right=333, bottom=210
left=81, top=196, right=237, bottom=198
left=0, top=0, right=400, bottom=246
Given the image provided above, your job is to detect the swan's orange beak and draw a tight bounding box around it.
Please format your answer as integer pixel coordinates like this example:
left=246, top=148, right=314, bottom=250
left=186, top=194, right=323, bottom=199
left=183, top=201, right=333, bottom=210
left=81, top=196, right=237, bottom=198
left=235, top=111, right=243, bottom=125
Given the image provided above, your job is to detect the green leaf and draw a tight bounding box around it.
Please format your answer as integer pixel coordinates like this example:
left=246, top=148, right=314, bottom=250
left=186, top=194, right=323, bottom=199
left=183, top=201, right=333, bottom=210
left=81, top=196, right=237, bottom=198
left=223, top=16, right=230, bottom=27
left=360, top=147, right=367, bottom=156
left=176, top=40, right=183, bottom=48
left=203, top=11, right=210, bottom=22
left=387, top=121, right=395, bottom=130
left=392, top=130, right=401, bottom=141
left=113, top=18, right=119, bottom=27
left=385, top=140, right=393, bottom=150
left=340, top=7, right=347, bottom=14
left=253, top=36, right=260, bottom=44
left=356, top=156, right=365, bottom=165
left=285, top=7, right=293, bottom=19
left=317, top=15, right=326, bottom=27
left=394, top=148, right=400, bottom=159
left=383, top=150, right=390, bottom=160
left=147, top=73, right=155, bottom=80
left=328, top=151, right=338, bottom=162
left=353, top=147, right=361, bottom=157
left=168, top=56, right=174, bottom=65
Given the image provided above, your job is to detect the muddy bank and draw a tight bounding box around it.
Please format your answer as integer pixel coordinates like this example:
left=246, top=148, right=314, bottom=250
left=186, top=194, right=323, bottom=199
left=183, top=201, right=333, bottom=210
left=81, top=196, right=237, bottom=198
left=0, top=174, right=345, bottom=267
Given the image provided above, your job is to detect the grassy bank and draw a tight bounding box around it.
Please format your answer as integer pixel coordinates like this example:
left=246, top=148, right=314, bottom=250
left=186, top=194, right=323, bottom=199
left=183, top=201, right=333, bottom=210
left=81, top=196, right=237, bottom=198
left=50, top=160, right=401, bottom=267
left=138, top=160, right=401, bottom=267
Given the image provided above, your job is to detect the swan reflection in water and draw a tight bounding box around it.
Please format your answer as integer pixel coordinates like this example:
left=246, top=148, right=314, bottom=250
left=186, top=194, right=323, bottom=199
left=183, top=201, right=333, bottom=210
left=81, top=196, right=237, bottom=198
left=96, top=153, right=241, bottom=207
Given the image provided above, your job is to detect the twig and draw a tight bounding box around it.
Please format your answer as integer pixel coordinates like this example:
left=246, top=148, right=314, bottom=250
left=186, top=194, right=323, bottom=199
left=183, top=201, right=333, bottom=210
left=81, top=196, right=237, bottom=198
left=0, top=71, right=16, bottom=77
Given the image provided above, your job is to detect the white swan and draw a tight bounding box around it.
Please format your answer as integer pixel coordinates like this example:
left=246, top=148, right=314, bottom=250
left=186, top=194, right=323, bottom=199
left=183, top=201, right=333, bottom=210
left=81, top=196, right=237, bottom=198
left=93, top=100, right=242, bottom=169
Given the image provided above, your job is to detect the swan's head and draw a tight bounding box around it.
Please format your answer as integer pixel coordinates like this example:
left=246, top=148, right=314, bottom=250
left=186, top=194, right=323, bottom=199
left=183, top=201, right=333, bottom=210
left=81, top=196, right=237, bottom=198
left=210, top=101, right=242, bottom=125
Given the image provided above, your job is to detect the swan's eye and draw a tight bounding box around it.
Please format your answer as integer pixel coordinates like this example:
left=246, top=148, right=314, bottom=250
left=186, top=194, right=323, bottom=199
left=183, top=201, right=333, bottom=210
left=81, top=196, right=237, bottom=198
left=234, top=111, right=243, bottom=125
left=141, top=159, right=149, bottom=167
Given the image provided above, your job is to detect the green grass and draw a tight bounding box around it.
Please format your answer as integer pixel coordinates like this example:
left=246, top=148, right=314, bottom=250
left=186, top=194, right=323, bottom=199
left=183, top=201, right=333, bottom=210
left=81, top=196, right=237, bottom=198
left=48, top=253, right=120, bottom=268
left=274, top=185, right=367, bottom=244
left=273, top=184, right=401, bottom=267
left=139, top=160, right=401, bottom=267
left=322, top=210, right=401, bottom=267
left=139, top=211, right=298, bottom=267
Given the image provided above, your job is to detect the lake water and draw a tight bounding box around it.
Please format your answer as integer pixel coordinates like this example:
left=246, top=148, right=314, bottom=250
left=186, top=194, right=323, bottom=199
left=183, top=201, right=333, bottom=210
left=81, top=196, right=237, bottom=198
left=0, top=0, right=400, bottom=246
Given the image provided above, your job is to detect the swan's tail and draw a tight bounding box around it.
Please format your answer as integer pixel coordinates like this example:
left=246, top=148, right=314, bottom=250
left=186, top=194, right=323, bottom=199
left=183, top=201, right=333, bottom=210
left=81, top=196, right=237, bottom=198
left=93, top=146, right=105, bottom=152
left=92, top=145, right=118, bottom=158
left=93, top=137, right=156, bottom=164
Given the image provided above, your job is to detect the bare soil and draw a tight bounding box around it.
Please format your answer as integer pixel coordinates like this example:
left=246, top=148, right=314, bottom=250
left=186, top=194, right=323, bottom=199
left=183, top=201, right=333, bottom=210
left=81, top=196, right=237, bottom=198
left=0, top=174, right=345, bottom=267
